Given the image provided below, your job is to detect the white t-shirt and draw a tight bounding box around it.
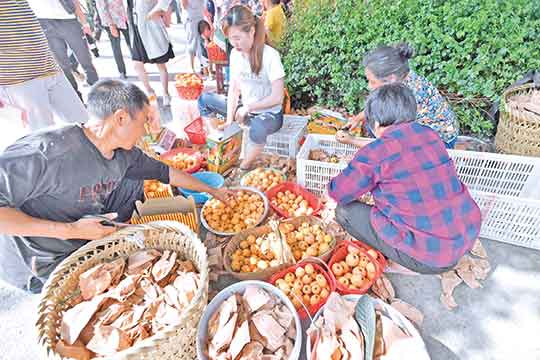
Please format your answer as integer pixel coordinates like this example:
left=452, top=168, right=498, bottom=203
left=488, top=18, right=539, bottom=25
left=27, top=0, right=76, bottom=20
left=230, top=45, right=286, bottom=114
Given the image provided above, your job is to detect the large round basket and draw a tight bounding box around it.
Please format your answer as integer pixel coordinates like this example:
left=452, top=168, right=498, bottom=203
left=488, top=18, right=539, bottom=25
left=496, top=83, right=540, bottom=156
left=36, top=221, right=209, bottom=360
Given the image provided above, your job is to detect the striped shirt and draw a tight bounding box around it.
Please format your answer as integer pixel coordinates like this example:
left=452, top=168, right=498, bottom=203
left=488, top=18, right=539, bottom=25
left=0, top=0, right=59, bottom=86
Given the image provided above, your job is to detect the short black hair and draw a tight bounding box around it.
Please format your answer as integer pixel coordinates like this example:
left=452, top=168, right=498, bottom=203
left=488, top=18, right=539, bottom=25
left=87, top=80, right=149, bottom=120
left=198, top=20, right=210, bottom=35
left=365, top=83, right=417, bottom=128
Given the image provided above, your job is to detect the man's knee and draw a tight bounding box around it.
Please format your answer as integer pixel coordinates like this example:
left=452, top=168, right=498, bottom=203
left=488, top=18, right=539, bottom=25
left=335, top=203, right=350, bottom=226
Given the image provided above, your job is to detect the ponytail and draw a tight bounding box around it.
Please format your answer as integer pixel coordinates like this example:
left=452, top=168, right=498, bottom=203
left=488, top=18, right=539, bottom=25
left=250, top=17, right=267, bottom=75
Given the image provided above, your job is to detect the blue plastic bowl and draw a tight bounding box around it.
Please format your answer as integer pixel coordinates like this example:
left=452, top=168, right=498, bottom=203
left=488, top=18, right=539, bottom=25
left=179, top=171, right=225, bottom=204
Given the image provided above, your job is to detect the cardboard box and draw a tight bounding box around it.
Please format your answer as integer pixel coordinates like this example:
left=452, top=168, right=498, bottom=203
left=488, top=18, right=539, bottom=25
left=206, top=122, right=243, bottom=174
left=131, top=195, right=200, bottom=233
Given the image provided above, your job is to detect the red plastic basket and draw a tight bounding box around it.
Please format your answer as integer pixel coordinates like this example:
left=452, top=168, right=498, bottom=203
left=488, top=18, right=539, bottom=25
left=184, top=117, right=207, bottom=145
left=328, top=240, right=383, bottom=295
left=348, top=239, right=387, bottom=271
left=175, top=73, right=204, bottom=100
left=160, top=147, right=203, bottom=174
left=269, top=259, right=337, bottom=320
left=266, top=182, right=322, bottom=218
left=207, top=42, right=227, bottom=62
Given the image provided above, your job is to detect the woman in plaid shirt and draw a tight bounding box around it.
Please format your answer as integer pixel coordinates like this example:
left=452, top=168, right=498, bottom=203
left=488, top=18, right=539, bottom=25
left=329, top=84, right=481, bottom=274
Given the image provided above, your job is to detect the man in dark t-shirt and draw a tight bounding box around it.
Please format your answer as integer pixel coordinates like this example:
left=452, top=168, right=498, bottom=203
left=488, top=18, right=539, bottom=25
left=0, top=80, right=230, bottom=293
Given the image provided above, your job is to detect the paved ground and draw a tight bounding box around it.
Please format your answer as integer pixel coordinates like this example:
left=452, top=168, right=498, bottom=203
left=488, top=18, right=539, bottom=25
left=1, top=23, right=540, bottom=360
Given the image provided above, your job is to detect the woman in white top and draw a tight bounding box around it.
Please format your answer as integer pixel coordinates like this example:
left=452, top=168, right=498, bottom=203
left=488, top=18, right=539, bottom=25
left=199, top=5, right=285, bottom=170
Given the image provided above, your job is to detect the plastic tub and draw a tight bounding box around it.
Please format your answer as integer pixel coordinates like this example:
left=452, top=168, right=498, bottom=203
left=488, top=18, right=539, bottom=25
left=184, top=117, right=207, bottom=145
left=328, top=240, right=383, bottom=295
left=268, top=259, right=337, bottom=320
left=305, top=294, right=430, bottom=359
left=196, top=280, right=302, bottom=360
left=160, top=147, right=203, bottom=174
left=179, top=171, right=225, bottom=204
left=266, top=182, right=322, bottom=218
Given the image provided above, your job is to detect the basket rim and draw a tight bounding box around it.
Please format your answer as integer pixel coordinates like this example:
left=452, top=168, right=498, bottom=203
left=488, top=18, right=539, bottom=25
left=36, top=221, right=209, bottom=360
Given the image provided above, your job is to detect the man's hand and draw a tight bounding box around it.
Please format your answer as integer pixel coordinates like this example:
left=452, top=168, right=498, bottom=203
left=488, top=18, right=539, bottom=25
left=82, top=23, right=92, bottom=36
left=210, top=188, right=235, bottom=205
left=67, top=213, right=119, bottom=240
left=336, top=130, right=354, bottom=145
left=110, top=25, right=119, bottom=38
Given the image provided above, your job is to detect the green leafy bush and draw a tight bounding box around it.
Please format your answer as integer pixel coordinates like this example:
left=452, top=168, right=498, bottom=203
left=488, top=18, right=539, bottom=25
left=282, top=0, right=540, bottom=136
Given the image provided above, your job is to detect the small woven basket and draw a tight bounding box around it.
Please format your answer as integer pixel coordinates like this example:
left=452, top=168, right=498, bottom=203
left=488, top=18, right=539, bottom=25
left=36, top=221, right=209, bottom=360
left=496, top=83, right=540, bottom=156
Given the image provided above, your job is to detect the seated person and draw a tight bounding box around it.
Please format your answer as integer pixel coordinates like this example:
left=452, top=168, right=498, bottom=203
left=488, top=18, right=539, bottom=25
left=348, top=43, right=459, bottom=148
left=329, top=83, right=481, bottom=274
left=263, top=0, right=287, bottom=47
left=198, top=19, right=212, bottom=77
left=198, top=5, right=285, bottom=170
left=0, top=80, right=230, bottom=293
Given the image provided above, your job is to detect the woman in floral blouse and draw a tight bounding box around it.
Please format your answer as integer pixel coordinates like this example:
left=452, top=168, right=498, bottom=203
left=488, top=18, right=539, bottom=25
left=348, top=43, right=459, bottom=148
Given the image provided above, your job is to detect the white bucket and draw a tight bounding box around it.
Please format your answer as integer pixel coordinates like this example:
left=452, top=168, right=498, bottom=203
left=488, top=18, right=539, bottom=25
left=305, top=294, right=430, bottom=360
left=196, top=280, right=302, bottom=360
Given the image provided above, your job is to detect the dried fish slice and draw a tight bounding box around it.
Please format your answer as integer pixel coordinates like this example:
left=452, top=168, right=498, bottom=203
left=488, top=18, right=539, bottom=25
left=86, top=325, right=132, bottom=356
left=60, top=294, right=107, bottom=345
left=55, top=340, right=91, bottom=360
left=127, top=249, right=162, bottom=274
left=152, top=250, right=178, bottom=282
left=229, top=320, right=251, bottom=360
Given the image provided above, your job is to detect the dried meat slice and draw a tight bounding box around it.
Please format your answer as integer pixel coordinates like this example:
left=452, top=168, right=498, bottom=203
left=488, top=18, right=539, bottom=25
left=238, top=341, right=264, bottom=360
left=86, top=325, right=132, bottom=357
left=79, top=264, right=113, bottom=301
left=243, top=286, right=271, bottom=313
left=252, top=312, right=286, bottom=352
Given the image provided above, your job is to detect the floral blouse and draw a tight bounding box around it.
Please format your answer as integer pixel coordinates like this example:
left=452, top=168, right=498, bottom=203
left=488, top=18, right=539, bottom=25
left=403, top=71, right=459, bottom=144
left=96, top=0, right=128, bottom=29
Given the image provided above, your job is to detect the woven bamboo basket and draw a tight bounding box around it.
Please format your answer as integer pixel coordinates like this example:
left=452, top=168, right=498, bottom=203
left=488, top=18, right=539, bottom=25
left=281, top=216, right=337, bottom=262
left=36, top=221, right=209, bottom=360
left=496, top=83, right=540, bottom=156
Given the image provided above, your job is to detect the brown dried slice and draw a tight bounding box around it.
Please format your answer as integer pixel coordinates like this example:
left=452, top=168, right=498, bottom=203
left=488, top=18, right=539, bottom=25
left=163, top=284, right=182, bottom=310
left=86, top=325, right=132, bottom=356
left=390, top=299, right=424, bottom=326
left=79, top=264, right=114, bottom=301
left=211, top=313, right=238, bottom=353
left=152, top=250, right=178, bottom=282
left=239, top=341, right=264, bottom=360
left=55, top=340, right=92, bottom=360
left=127, top=249, right=162, bottom=274
left=243, top=286, right=271, bottom=313
left=440, top=271, right=463, bottom=296
left=111, top=305, right=146, bottom=332
left=371, top=275, right=395, bottom=302
left=155, top=301, right=183, bottom=327
left=470, top=239, right=488, bottom=259
left=127, top=323, right=152, bottom=345
left=252, top=311, right=286, bottom=352
left=177, top=260, right=196, bottom=273
left=60, top=294, right=107, bottom=345
left=248, top=321, right=267, bottom=347
left=95, top=303, right=131, bottom=326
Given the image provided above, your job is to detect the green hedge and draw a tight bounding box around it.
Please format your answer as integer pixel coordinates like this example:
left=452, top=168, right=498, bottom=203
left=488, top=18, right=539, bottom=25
left=282, top=0, right=540, bottom=136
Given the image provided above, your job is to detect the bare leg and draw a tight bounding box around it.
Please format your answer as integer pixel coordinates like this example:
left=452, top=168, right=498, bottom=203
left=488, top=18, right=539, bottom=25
left=133, top=60, right=154, bottom=94
left=241, top=143, right=264, bottom=170
left=156, top=63, right=170, bottom=97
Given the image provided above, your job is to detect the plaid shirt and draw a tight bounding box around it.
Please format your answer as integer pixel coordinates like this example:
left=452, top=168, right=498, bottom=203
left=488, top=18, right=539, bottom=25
left=328, top=122, right=481, bottom=267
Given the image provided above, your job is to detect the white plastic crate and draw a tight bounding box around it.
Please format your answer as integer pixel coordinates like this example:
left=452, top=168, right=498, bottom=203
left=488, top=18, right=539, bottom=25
left=471, top=190, right=540, bottom=250
left=296, top=134, right=360, bottom=196
left=448, top=149, right=540, bottom=200
left=241, top=115, right=308, bottom=159
left=297, top=134, right=540, bottom=249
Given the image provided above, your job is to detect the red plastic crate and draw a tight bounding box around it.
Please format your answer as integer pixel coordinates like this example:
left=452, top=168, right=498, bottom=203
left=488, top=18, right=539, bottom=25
left=347, top=239, right=387, bottom=271
left=269, top=260, right=337, bottom=320
left=184, top=117, right=206, bottom=145
left=328, top=240, right=383, bottom=295
left=266, top=182, right=322, bottom=218
left=160, top=147, right=203, bottom=174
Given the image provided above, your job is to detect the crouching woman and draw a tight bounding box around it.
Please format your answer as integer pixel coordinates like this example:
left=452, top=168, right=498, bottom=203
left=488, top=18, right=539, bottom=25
left=329, top=83, right=481, bottom=274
